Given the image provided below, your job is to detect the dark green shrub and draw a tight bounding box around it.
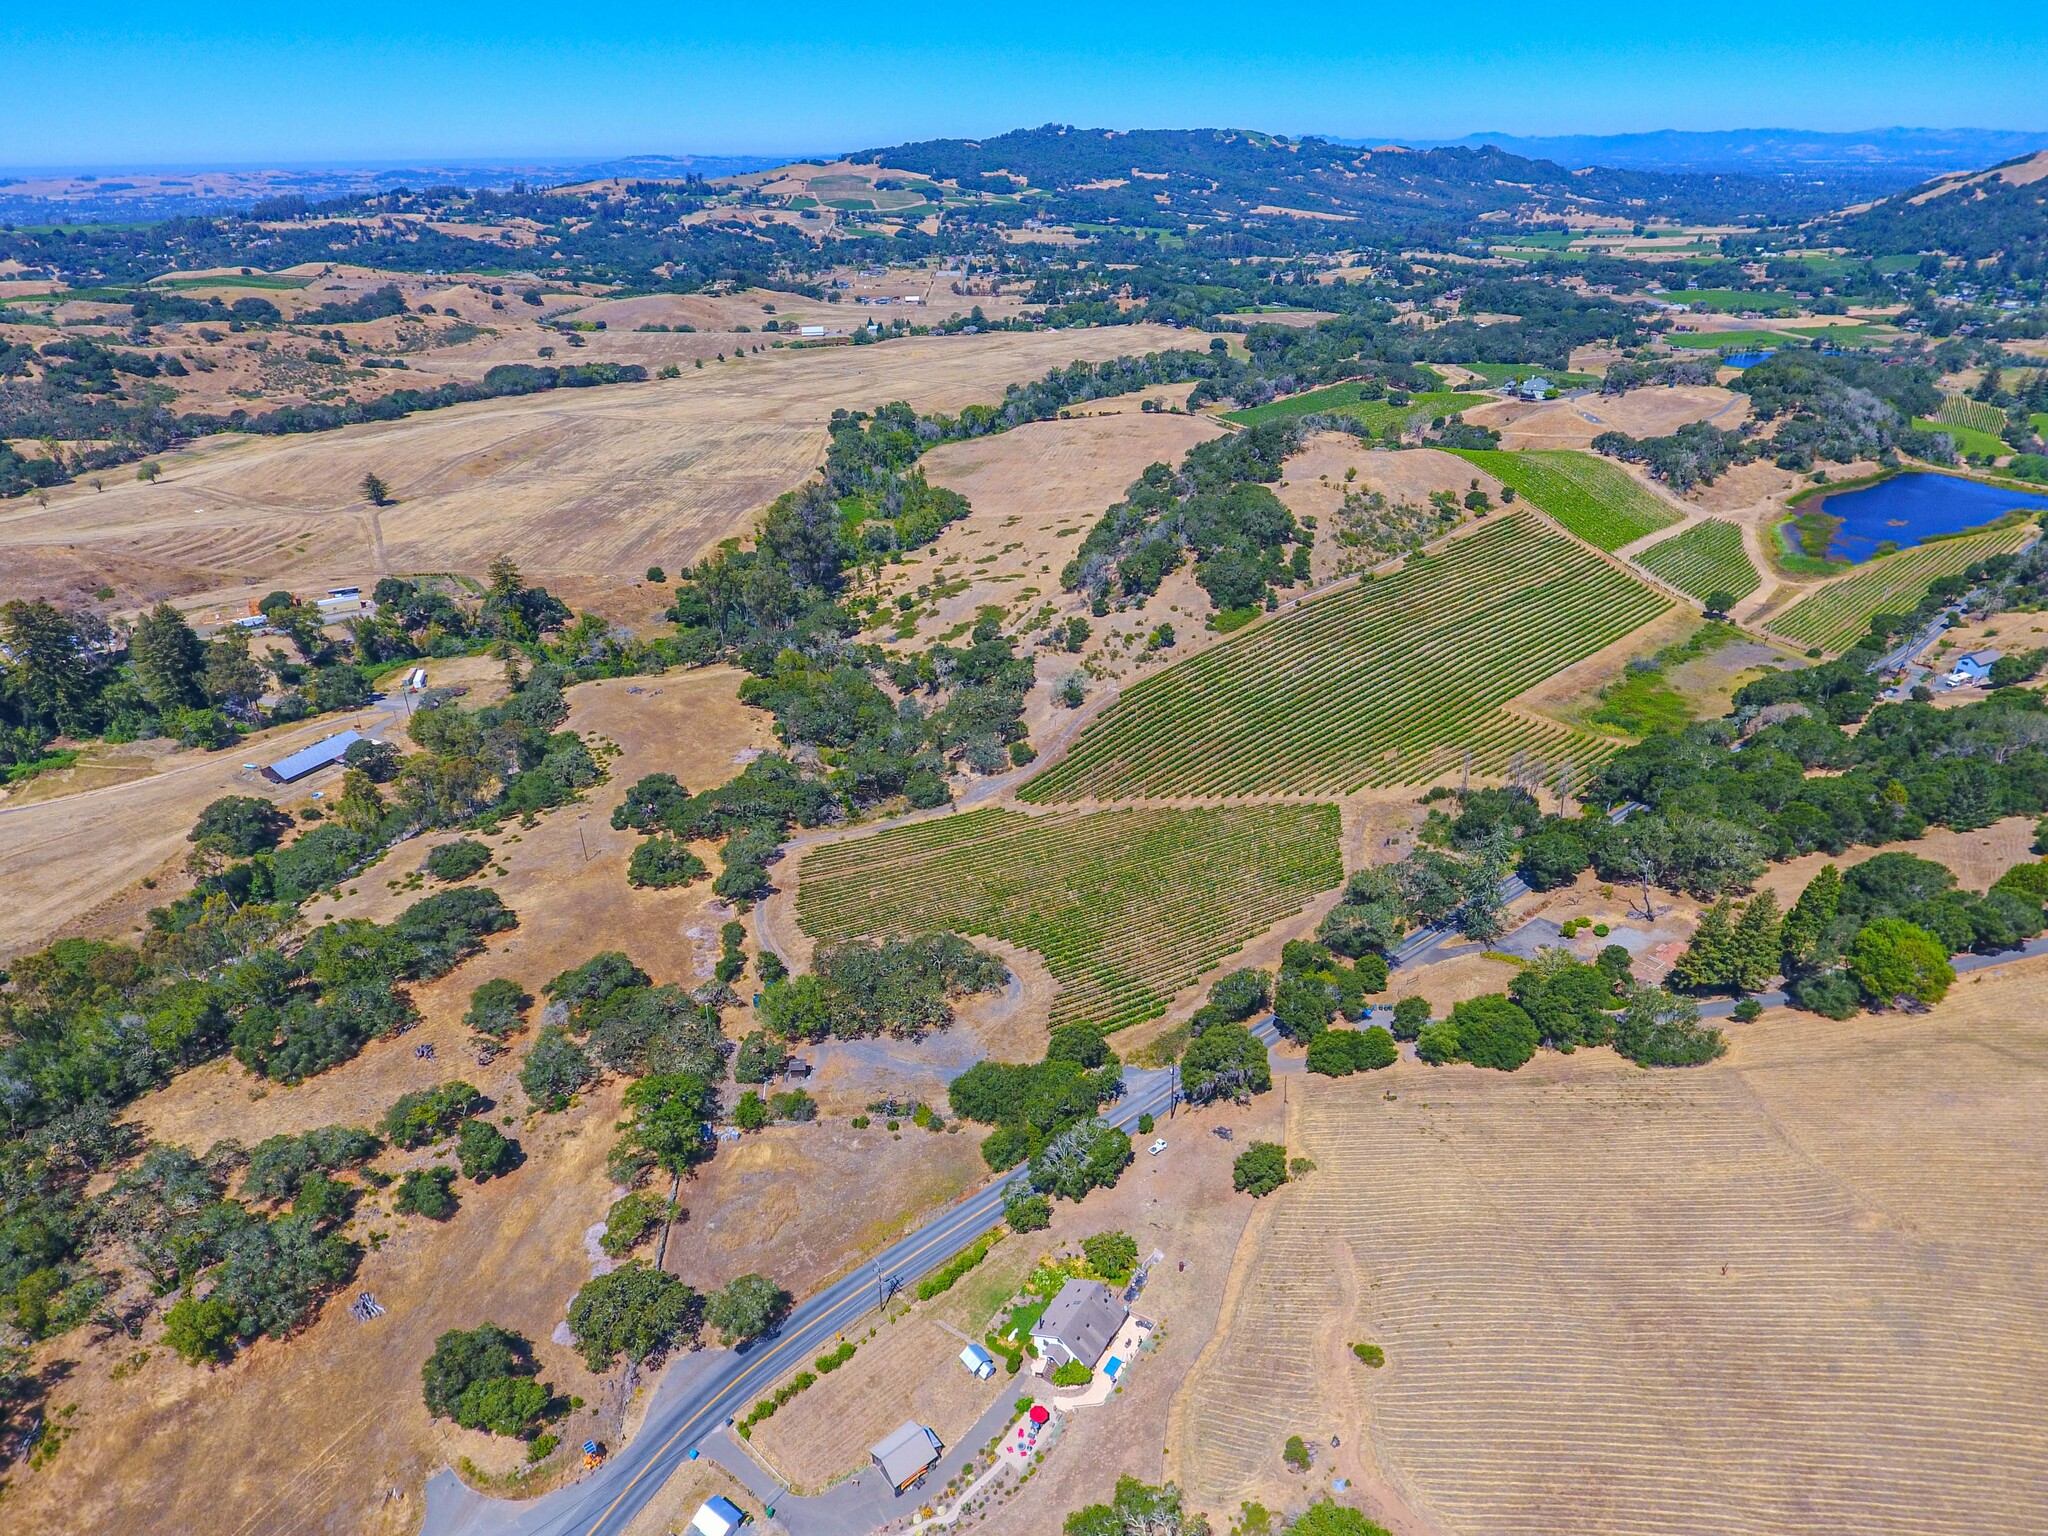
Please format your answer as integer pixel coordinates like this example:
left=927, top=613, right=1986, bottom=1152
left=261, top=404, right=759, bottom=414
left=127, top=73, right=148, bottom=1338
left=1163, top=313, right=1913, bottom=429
left=392, top=1167, right=459, bottom=1219
left=425, top=839, right=492, bottom=882
left=1232, top=1141, right=1288, bottom=1197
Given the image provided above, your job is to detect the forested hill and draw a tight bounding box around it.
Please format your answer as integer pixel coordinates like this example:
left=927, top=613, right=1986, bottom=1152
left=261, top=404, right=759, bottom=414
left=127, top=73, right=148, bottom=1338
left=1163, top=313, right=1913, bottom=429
left=857, top=125, right=1884, bottom=234
left=1818, top=151, right=2048, bottom=263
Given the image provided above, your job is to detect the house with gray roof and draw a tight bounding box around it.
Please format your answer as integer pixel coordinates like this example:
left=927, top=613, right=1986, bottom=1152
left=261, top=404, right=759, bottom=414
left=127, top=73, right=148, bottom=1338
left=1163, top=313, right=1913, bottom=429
left=1029, top=1278, right=1129, bottom=1371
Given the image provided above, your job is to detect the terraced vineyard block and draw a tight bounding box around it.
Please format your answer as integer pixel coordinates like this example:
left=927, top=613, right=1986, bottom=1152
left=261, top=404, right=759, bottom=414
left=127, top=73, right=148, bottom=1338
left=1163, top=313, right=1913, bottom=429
left=796, top=803, right=1343, bottom=1033
left=1767, top=522, right=2037, bottom=653
left=1456, top=449, right=1683, bottom=551
left=1022, top=514, right=1668, bottom=803
left=1634, top=519, right=1761, bottom=604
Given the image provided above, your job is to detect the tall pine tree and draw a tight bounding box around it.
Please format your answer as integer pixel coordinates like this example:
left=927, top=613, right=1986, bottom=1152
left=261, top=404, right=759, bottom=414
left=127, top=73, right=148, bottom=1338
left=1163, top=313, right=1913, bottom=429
left=1672, top=898, right=1736, bottom=992
left=1729, top=890, right=1783, bottom=993
left=1780, top=865, right=1843, bottom=978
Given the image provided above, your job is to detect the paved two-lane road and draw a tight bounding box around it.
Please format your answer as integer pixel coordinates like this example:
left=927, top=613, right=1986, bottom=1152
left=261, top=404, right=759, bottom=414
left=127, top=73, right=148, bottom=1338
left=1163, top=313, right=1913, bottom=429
left=421, top=1049, right=1215, bottom=1536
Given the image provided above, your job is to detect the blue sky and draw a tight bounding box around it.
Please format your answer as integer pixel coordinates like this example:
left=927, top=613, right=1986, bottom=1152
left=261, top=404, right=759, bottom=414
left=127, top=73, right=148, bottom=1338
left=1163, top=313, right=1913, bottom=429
left=8, top=2, right=2047, bottom=166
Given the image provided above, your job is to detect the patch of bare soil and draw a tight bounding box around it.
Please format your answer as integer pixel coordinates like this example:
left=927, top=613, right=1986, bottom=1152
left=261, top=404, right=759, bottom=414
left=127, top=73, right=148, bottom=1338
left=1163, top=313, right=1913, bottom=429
left=1469, top=385, right=1742, bottom=450
left=663, top=1121, right=991, bottom=1304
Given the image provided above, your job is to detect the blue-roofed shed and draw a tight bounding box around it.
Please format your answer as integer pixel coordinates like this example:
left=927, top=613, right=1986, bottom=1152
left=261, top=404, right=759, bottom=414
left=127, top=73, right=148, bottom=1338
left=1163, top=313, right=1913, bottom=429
left=261, top=730, right=365, bottom=784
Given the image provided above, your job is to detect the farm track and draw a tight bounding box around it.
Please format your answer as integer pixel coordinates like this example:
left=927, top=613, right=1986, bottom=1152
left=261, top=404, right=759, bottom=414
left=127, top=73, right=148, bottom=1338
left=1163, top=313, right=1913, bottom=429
left=1022, top=514, right=1666, bottom=803
left=796, top=803, right=1343, bottom=1032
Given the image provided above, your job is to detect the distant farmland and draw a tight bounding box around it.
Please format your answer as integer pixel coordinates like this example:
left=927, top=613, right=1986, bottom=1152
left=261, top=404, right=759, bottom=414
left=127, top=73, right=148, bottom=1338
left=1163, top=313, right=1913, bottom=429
left=795, top=802, right=1342, bottom=1033
left=1022, top=513, right=1667, bottom=802
left=1454, top=449, right=1682, bottom=551
left=1767, top=521, right=2036, bottom=652
left=1634, top=519, right=1761, bottom=603
left=1223, top=382, right=1491, bottom=432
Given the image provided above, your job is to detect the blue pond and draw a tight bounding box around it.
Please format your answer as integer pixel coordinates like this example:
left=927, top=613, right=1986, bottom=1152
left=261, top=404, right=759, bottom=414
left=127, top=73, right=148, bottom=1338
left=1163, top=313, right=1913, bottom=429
left=1721, top=349, right=1777, bottom=369
left=1812, top=472, right=2048, bottom=563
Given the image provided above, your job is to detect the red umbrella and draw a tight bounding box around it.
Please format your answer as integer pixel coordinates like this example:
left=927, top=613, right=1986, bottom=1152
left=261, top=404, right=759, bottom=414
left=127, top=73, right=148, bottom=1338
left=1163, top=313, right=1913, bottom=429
left=1029, top=1405, right=1051, bottom=1425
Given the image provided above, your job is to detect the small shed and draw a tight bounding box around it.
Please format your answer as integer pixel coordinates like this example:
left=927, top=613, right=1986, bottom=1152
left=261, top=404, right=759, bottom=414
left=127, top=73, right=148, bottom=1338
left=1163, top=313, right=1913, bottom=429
left=688, top=1495, right=746, bottom=1536
left=869, top=1420, right=943, bottom=1492
left=959, top=1343, right=995, bottom=1379
left=260, top=729, right=365, bottom=784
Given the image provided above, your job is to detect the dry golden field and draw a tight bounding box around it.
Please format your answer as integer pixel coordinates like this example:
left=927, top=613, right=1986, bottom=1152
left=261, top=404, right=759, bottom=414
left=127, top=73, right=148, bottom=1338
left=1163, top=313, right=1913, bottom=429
left=0, top=324, right=1189, bottom=607
left=1174, top=964, right=2048, bottom=1535
left=1471, top=384, right=1746, bottom=451
left=6, top=667, right=1001, bottom=1536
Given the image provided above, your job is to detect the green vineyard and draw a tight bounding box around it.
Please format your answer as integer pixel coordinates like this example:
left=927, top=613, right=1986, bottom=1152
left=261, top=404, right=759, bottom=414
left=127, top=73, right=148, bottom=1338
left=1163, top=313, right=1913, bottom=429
left=1633, top=519, right=1760, bottom=603
left=795, top=803, right=1343, bottom=1033
left=1932, top=394, right=2009, bottom=436
left=1766, top=522, right=2037, bottom=652
left=1454, top=449, right=1683, bottom=551
left=1022, top=513, right=1669, bottom=802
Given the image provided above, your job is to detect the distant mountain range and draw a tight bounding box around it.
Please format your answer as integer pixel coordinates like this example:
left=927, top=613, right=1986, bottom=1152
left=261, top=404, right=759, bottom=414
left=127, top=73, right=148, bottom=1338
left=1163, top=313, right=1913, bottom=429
left=0, top=154, right=799, bottom=222
left=1387, top=128, right=2048, bottom=175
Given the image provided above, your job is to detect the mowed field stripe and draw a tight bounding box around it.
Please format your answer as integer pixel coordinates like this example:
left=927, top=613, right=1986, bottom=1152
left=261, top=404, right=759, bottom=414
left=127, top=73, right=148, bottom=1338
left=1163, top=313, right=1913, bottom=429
left=1175, top=1029, right=2048, bottom=1534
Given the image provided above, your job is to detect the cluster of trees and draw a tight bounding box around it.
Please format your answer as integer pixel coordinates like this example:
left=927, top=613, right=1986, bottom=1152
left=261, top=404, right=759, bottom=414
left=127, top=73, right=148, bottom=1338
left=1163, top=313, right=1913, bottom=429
left=1590, top=348, right=1958, bottom=485
left=560, top=1262, right=789, bottom=1375
left=1179, top=970, right=1275, bottom=1105
left=422, top=1323, right=559, bottom=1439
left=1062, top=422, right=1311, bottom=616
left=1672, top=852, right=2045, bottom=1018
left=758, top=933, right=1008, bottom=1040
left=94, top=1129, right=378, bottom=1364
left=1418, top=962, right=1726, bottom=1071
left=1062, top=1474, right=1389, bottom=1536
left=1592, top=419, right=1754, bottom=490
left=950, top=1024, right=1127, bottom=1177
left=1272, top=940, right=1389, bottom=1040
left=612, top=755, right=834, bottom=904
left=0, top=559, right=595, bottom=779
left=665, top=396, right=1043, bottom=808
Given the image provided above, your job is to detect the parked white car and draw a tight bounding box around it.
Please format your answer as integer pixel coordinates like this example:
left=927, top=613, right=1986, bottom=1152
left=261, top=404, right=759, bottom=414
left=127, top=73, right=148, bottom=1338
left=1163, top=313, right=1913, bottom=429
left=1148, top=1138, right=1168, bottom=1156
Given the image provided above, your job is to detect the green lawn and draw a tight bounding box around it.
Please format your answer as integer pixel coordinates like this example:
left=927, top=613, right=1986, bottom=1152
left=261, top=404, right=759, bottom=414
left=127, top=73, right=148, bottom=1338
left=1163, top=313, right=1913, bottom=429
left=1662, top=330, right=1796, bottom=352
left=1020, top=512, right=1666, bottom=803
left=1634, top=519, right=1761, bottom=604
left=1222, top=383, right=1488, bottom=431
left=1456, top=362, right=1599, bottom=389
left=797, top=803, right=1343, bottom=1034
left=1452, top=449, right=1683, bottom=551
left=1658, top=289, right=1803, bottom=315
left=1915, top=417, right=2009, bottom=459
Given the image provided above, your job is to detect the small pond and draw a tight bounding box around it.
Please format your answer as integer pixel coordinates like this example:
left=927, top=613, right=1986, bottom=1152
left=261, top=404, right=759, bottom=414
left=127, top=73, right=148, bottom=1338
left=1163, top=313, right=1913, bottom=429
left=1721, top=349, right=1777, bottom=369
left=1796, top=472, right=2048, bottom=563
